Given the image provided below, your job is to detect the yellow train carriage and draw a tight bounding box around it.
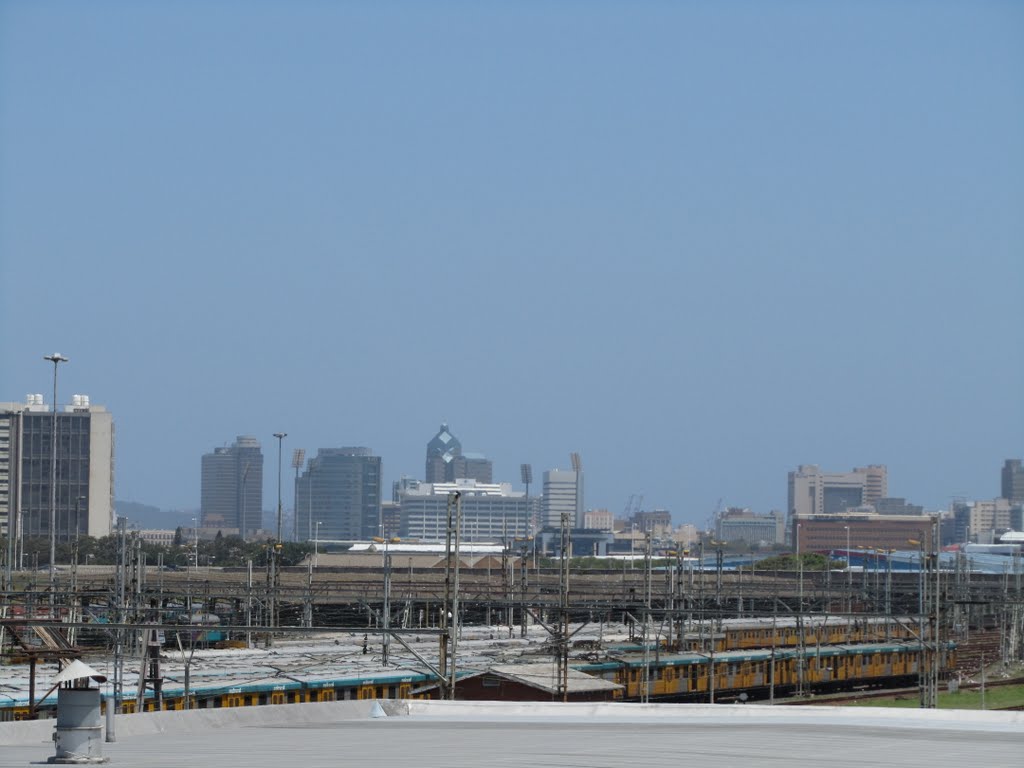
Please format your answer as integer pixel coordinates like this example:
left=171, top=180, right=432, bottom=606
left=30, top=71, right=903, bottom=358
left=579, top=640, right=953, bottom=702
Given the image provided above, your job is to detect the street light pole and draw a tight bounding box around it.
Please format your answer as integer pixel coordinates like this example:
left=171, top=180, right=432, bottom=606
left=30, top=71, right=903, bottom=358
left=44, top=353, right=68, bottom=599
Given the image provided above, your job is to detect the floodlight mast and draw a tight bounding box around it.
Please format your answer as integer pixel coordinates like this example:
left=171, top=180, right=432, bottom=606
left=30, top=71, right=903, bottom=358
left=291, top=448, right=305, bottom=542
left=520, top=464, right=532, bottom=539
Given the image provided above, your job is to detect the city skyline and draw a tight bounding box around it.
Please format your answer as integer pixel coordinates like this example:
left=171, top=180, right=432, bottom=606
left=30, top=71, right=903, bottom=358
left=1, top=390, right=1019, bottom=530
left=1, top=3, right=1021, bottom=525
left=1, top=388, right=1021, bottom=553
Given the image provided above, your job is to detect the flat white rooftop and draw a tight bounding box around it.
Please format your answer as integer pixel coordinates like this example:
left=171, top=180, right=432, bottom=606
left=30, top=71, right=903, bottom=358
left=1, top=700, right=1021, bottom=768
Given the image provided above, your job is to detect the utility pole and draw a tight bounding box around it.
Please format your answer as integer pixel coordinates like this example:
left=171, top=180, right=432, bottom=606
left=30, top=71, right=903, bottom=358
left=519, top=543, right=529, bottom=639
left=556, top=512, right=571, bottom=702
left=932, top=515, right=942, bottom=707
left=501, top=518, right=511, bottom=634
left=440, top=491, right=461, bottom=699
left=382, top=539, right=392, bottom=666
left=641, top=531, right=652, bottom=703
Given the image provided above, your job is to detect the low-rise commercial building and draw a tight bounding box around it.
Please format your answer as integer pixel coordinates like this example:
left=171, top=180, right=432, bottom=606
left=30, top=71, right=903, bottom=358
left=715, top=508, right=785, bottom=546
left=398, top=478, right=530, bottom=542
left=793, top=513, right=937, bottom=553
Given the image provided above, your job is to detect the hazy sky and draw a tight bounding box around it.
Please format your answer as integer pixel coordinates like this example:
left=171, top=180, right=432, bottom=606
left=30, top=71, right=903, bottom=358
left=1, top=1, right=1021, bottom=526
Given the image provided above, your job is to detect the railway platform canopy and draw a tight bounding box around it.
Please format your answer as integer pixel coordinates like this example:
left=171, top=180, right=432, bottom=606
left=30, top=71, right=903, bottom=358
left=1, top=698, right=1022, bottom=768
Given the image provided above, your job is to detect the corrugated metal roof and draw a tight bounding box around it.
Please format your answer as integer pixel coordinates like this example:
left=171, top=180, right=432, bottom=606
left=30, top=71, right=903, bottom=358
left=471, top=663, right=622, bottom=694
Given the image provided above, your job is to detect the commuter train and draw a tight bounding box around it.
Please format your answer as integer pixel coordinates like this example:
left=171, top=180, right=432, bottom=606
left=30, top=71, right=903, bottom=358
left=0, top=616, right=947, bottom=719
left=579, top=640, right=955, bottom=702
left=0, top=668, right=430, bottom=720
left=0, top=639, right=948, bottom=719
left=673, top=615, right=918, bottom=653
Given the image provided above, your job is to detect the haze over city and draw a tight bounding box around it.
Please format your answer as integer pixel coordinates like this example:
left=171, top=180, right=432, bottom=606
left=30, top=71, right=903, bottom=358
left=1, top=2, right=1021, bottom=526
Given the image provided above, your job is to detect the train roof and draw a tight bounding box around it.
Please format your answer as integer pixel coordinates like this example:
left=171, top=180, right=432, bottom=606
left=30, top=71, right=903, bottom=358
left=581, top=640, right=950, bottom=670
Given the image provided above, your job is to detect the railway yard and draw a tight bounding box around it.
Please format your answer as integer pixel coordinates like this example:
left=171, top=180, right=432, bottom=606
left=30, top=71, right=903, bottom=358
left=2, top=557, right=1023, bottom=719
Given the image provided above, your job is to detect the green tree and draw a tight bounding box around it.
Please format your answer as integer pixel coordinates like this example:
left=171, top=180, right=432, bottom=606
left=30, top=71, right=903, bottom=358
left=752, top=552, right=839, bottom=571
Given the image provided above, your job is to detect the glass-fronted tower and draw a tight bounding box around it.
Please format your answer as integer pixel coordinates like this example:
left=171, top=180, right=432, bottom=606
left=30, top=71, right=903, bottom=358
left=200, top=436, right=263, bottom=536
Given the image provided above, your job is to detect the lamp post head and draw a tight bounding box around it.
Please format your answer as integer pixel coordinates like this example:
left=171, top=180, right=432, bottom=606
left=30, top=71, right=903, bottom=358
left=274, top=432, right=287, bottom=440
left=44, top=353, right=69, bottom=364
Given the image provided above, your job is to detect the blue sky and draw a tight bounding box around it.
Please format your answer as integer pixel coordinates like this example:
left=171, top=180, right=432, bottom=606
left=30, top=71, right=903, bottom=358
left=1, top=1, right=1021, bottom=525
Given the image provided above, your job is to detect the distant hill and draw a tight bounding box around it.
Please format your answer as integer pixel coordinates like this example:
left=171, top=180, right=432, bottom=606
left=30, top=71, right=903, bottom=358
left=116, top=500, right=196, bottom=531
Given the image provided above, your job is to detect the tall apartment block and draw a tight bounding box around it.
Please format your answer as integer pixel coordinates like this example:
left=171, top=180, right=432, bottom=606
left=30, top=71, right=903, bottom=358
left=424, top=423, right=492, bottom=484
left=1002, top=459, right=1024, bottom=506
left=200, top=436, right=263, bottom=536
left=295, top=447, right=381, bottom=541
left=1, top=395, right=114, bottom=557
left=541, top=468, right=583, bottom=529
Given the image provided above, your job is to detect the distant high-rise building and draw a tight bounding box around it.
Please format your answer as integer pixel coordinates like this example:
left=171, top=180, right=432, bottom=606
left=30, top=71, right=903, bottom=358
left=952, top=498, right=1018, bottom=544
left=854, top=465, right=888, bottom=507
left=424, top=423, right=492, bottom=483
left=541, top=469, right=583, bottom=529
left=787, top=464, right=887, bottom=519
left=874, top=497, right=924, bottom=516
left=1002, top=459, right=1024, bottom=506
left=296, top=447, right=381, bottom=541
left=451, top=454, right=493, bottom=484
left=200, top=436, right=263, bottom=535
left=425, top=424, right=461, bottom=483
left=1, top=395, right=115, bottom=552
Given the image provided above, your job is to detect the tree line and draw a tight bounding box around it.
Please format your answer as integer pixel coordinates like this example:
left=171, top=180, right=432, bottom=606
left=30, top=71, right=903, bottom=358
left=0, top=531, right=313, bottom=569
